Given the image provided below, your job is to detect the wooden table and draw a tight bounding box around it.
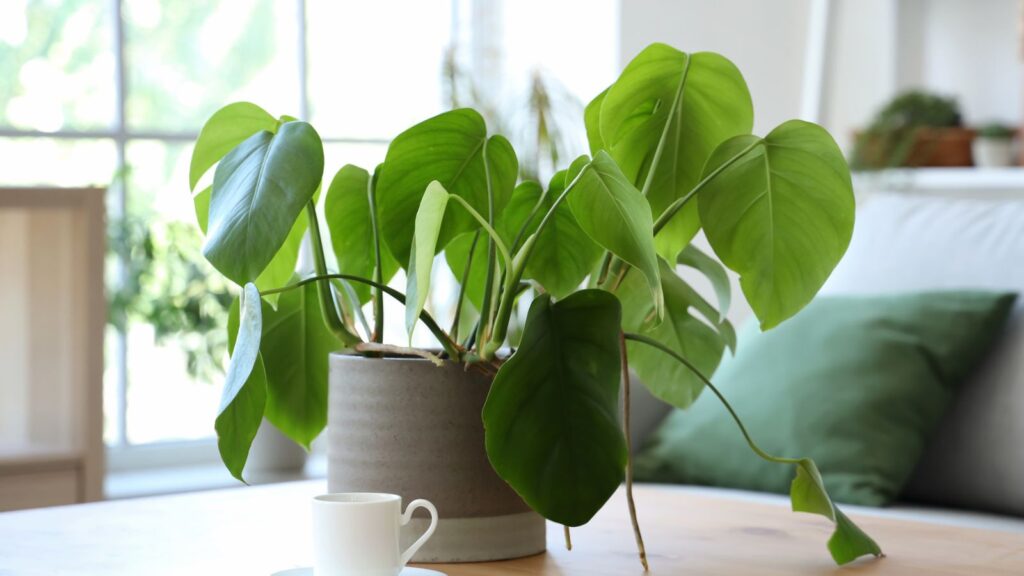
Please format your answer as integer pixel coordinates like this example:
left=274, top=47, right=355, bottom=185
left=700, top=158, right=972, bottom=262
left=1, top=481, right=1022, bottom=575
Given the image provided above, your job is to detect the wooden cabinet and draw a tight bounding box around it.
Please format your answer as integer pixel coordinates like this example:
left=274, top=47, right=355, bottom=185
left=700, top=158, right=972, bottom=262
left=0, top=188, right=105, bottom=510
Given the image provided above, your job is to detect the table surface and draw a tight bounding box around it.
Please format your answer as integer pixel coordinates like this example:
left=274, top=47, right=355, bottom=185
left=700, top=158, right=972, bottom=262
left=1, top=480, right=1022, bottom=575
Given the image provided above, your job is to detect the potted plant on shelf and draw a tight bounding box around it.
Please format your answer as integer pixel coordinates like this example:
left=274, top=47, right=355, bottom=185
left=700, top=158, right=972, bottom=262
left=972, top=122, right=1017, bottom=168
left=851, top=90, right=973, bottom=169
left=189, top=42, right=882, bottom=568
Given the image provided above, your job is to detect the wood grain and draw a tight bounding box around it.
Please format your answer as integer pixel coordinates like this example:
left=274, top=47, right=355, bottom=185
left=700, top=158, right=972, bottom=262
left=0, top=481, right=1021, bottom=575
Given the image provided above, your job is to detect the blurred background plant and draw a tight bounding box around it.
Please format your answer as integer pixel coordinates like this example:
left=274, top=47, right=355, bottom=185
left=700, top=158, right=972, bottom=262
left=107, top=209, right=233, bottom=383
left=851, top=90, right=965, bottom=170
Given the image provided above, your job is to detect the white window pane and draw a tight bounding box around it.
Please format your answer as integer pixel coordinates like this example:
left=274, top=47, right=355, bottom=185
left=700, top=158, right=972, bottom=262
left=307, top=0, right=451, bottom=139
left=124, top=0, right=302, bottom=131
left=0, top=0, right=116, bottom=131
left=121, top=140, right=234, bottom=444
left=322, top=141, right=390, bottom=176
left=0, top=138, right=117, bottom=187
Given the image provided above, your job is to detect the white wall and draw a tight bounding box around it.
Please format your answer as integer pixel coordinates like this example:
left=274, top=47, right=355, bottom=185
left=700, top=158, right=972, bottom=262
left=619, top=0, right=810, bottom=136
left=619, top=0, right=1022, bottom=150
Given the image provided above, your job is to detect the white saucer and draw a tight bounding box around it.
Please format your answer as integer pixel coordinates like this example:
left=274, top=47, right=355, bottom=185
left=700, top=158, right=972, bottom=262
left=271, top=568, right=446, bottom=576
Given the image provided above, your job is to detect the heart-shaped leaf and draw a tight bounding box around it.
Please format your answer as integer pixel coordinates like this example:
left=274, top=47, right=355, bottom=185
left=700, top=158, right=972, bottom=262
left=216, top=283, right=266, bottom=481
left=324, top=164, right=399, bottom=304
left=791, top=458, right=883, bottom=565
left=406, top=181, right=450, bottom=337
left=258, top=281, right=343, bottom=448
left=376, top=109, right=518, bottom=266
left=483, top=289, right=626, bottom=526
left=566, top=152, right=663, bottom=317
left=189, top=101, right=278, bottom=191
left=204, top=121, right=324, bottom=285
left=619, top=259, right=727, bottom=408
left=595, top=44, right=753, bottom=261
left=698, top=120, right=855, bottom=329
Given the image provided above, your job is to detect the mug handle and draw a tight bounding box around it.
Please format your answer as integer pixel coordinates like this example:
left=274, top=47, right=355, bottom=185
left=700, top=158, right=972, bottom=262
left=399, top=498, right=439, bottom=566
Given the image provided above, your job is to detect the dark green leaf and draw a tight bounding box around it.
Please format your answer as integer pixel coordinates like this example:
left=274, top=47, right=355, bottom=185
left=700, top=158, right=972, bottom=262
left=698, top=120, right=855, bottom=329
left=189, top=101, right=278, bottom=191
left=598, top=44, right=753, bottom=261
left=324, top=164, right=399, bottom=303
left=216, top=283, right=266, bottom=481
left=791, top=458, right=883, bottom=565
left=483, top=289, right=626, bottom=526
left=376, top=109, right=518, bottom=266
left=204, top=121, right=324, bottom=285
left=566, top=152, right=663, bottom=316
left=259, top=281, right=342, bottom=448
left=406, top=181, right=450, bottom=336
left=620, top=259, right=726, bottom=408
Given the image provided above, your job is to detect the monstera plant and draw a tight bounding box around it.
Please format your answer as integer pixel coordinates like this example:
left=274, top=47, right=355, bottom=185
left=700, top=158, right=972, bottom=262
left=190, top=42, right=881, bottom=567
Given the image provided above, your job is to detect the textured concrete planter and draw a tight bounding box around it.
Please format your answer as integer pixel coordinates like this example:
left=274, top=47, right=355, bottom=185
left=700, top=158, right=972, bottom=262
left=327, top=354, right=546, bottom=563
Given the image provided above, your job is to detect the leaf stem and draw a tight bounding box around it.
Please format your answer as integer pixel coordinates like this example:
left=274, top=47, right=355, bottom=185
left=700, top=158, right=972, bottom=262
left=478, top=140, right=499, bottom=353
left=265, top=273, right=461, bottom=361
left=367, top=168, right=385, bottom=343
left=306, top=202, right=361, bottom=346
left=450, top=231, right=481, bottom=341
left=620, top=332, right=649, bottom=571
left=447, top=194, right=513, bottom=273
left=623, top=332, right=799, bottom=465
left=484, top=166, right=588, bottom=357
left=651, top=139, right=761, bottom=236
left=563, top=525, right=573, bottom=551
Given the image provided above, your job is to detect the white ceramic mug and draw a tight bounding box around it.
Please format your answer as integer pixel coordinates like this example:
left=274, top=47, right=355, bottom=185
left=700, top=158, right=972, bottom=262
left=312, top=493, right=438, bottom=576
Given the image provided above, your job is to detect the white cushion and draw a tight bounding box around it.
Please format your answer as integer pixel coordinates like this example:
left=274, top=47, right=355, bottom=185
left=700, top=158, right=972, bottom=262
left=820, top=191, right=1024, bottom=515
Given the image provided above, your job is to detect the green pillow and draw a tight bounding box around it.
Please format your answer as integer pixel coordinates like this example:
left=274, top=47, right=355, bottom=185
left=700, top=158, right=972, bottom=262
left=635, top=291, right=1017, bottom=506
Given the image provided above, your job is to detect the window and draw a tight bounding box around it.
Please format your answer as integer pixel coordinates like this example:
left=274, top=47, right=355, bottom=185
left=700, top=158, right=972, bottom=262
left=2, top=0, right=616, bottom=463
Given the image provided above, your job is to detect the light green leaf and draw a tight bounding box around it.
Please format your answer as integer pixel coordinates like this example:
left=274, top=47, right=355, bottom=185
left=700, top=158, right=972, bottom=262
left=204, top=121, right=324, bottom=285
left=189, top=102, right=278, bottom=191
left=324, top=164, right=399, bottom=304
left=566, top=151, right=663, bottom=317
left=791, top=458, right=883, bottom=565
left=584, top=88, right=608, bottom=155
left=677, top=244, right=731, bottom=322
left=194, top=185, right=211, bottom=233
left=377, top=109, right=518, bottom=266
left=698, top=120, right=855, bottom=329
left=599, top=44, right=753, bottom=261
left=483, top=289, right=626, bottom=526
left=216, top=283, right=266, bottom=481
left=620, top=259, right=726, bottom=408
left=258, top=281, right=342, bottom=448
left=406, top=181, right=450, bottom=337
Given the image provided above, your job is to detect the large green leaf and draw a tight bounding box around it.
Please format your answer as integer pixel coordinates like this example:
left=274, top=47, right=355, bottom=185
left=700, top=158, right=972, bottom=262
left=406, top=181, right=450, bottom=337
left=515, top=173, right=602, bottom=298
left=596, top=44, right=753, bottom=261
left=216, top=283, right=265, bottom=481
left=791, top=458, right=883, bottom=564
left=376, top=109, right=518, bottom=266
left=189, top=101, right=278, bottom=191
left=483, top=289, right=626, bottom=526
left=566, top=152, right=663, bottom=317
left=620, top=259, right=726, bottom=408
left=324, top=164, right=399, bottom=304
left=195, top=186, right=306, bottom=308
left=258, top=281, right=342, bottom=448
left=698, top=120, right=854, bottom=329
left=204, top=121, right=324, bottom=285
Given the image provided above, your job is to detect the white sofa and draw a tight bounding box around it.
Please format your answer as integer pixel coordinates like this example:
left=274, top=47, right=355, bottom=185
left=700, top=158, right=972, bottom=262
left=632, top=182, right=1024, bottom=533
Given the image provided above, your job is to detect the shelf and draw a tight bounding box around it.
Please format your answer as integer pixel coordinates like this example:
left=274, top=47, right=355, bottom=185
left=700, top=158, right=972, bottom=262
left=854, top=168, right=1024, bottom=193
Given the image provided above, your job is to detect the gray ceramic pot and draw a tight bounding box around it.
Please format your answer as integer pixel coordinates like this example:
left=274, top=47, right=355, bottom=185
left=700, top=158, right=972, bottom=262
left=327, top=354, right=546, bottom=563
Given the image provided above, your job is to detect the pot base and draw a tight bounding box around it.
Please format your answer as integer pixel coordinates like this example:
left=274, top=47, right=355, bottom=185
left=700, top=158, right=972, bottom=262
left=402, top=511, right=546, bottom=563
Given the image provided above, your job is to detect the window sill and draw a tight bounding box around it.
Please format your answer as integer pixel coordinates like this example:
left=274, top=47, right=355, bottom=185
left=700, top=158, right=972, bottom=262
left=104, top=455, right=326, bottom=500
